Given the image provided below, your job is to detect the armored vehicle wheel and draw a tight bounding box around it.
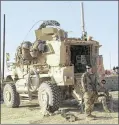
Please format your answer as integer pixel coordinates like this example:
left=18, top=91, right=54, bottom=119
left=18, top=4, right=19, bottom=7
left=3, top=83, right=20, bottom=108
left=38, top=82, right=62, bottom=113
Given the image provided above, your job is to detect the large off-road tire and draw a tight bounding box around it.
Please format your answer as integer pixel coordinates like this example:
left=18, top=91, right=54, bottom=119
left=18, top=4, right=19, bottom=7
left=38, top=82, right=62, bottom=113
left=3, top=83, right=20, bottom=108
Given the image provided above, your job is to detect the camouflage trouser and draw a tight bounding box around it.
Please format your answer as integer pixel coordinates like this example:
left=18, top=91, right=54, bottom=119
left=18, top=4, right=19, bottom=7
left=84, top=91, right=98, bottom=116
left=98, top=95, right=113, bottom=112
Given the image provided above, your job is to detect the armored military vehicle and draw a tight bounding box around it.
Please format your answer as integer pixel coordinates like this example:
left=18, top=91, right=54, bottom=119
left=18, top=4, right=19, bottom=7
left=2, top=3, right=104, bottom=113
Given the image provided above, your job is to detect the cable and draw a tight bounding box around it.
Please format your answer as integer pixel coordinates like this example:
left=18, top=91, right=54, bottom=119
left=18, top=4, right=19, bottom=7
left=23, top=20, right=45, bottom=42
left=23, top=20, right=62, bottom=42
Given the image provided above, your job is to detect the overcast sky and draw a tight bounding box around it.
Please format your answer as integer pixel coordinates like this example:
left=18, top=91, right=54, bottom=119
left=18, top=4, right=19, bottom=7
left=1, top=1, right=118, bottom=72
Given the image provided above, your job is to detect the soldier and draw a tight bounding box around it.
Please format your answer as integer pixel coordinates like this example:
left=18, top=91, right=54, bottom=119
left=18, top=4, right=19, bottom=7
left=98, top=80, right=114, bottom=113
left=32, top=40, right=45, bottom=53
left=81, top=65, right=99, bottom=120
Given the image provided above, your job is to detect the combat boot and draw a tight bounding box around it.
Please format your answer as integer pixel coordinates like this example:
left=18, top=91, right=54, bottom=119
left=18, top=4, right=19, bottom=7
left=86, top=115, right=95, bottom=121
left=90, top=114, right=96, bottom=118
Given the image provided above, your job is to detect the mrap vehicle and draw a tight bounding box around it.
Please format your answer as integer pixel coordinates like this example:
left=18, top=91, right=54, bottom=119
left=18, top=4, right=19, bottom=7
left=2, top=3, right=105, bottom=113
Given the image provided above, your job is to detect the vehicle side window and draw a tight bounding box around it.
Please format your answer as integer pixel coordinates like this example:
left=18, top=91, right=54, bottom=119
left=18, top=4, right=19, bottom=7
left=44, top=45, right=50, bottom=52
left=43, top=43, right=54, bottom=54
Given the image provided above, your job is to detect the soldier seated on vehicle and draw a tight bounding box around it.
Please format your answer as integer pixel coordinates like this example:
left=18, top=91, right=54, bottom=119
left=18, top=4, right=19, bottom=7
left=97, top=80, right=114, bottom=113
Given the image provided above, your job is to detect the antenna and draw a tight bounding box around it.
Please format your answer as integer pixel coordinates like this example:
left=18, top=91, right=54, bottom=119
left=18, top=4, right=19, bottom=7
left=81, top=2, right=85, bottom=34
left=81, top=2, right=87, bottom=40
left=2, top=14, right=6, bottom=80
left=23, top=20, right=44, bottom=41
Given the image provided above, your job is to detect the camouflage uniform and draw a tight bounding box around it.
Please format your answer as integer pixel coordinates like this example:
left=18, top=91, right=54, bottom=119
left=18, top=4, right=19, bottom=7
left=81, top=72, right=98, bottom=117
left=33, top=40, right=45, bottom=52
left=98, top=86, right=113, bottom=112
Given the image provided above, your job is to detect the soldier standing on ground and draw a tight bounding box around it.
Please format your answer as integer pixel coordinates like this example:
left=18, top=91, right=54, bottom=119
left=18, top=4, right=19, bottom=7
left=98, top=80, right=114, bottom=113
left=81, top=65, right=99, bottom=120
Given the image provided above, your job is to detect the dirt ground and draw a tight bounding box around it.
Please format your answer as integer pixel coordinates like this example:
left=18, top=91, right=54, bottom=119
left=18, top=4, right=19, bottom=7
left=1, top=91, right=118, bottom=124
